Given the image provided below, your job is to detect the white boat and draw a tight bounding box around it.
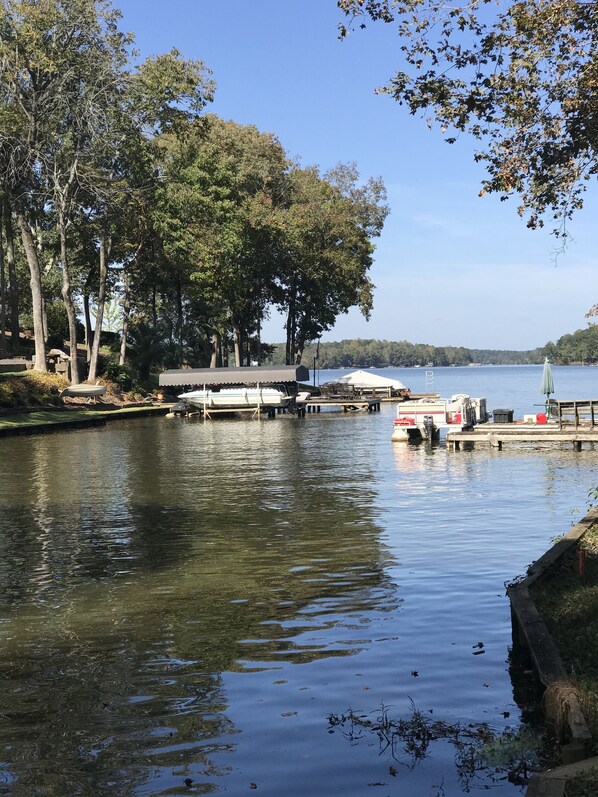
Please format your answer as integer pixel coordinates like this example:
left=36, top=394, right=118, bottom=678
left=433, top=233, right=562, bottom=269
left=60, top=384, right=107, bottom=399
left=178, top=386, right=292, bottom=411
left=322, top=369, right=408, bottom=397
left=391, top=394, right=487, bottom=442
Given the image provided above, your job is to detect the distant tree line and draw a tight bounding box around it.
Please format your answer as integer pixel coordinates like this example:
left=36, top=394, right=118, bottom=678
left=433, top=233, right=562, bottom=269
left=0, top=0, right=388, bottom=385
left=543, top=325, right=598, bottom=366
left=266, top=327, right=598, bottom=368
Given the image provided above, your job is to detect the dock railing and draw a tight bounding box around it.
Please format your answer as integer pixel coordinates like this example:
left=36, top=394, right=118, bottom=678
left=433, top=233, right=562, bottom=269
left=550, top=399, right=597, bottom=429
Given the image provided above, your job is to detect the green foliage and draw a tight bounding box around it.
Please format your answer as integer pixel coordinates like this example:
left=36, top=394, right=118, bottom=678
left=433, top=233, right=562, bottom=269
left=544, top=325, right=598, bottom=365
left=275, top=164, right=388, bottom=363
left=263, top=321, right=598, bottom=368
left=149, top=117, right=388, bottom=367
left=132, top=48, right=214, bottom=134
left=266, top=337, right=545, bottom=368
left=0, top=372, right=66, bottom=408
left=339, top=0, right=598, bottom=238
left=125, top=321, right=171, bottom=382
left=103, top=361, right=141, bottom=394
left=530, top=523, right=598, bottom=751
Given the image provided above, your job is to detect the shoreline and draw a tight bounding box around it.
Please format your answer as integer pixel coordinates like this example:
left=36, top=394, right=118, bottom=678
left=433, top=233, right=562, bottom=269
left=0, top=404, right=170, bottom=437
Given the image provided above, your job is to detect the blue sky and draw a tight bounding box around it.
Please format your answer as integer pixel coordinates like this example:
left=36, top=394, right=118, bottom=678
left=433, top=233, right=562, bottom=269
left=116, top=0, right=597, bottom=350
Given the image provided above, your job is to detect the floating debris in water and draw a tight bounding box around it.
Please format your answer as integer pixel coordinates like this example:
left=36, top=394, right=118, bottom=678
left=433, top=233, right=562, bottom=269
left=327, top=701, right=547, bottom=790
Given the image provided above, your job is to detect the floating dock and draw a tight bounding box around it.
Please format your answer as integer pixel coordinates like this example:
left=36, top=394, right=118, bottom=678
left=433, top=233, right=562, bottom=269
left=447, top=397, right=598, bottom=450
left=447, top=424, right=598, bottom=451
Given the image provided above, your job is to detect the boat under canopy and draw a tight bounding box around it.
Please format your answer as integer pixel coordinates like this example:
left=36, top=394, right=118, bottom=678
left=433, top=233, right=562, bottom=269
left=324, top=369, right=407, bottom=392
left=178, top=386, right=293, bottom=411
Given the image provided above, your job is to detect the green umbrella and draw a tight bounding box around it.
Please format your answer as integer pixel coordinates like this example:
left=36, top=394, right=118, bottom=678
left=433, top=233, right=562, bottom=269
left=540, top=357, right=554, bottom=415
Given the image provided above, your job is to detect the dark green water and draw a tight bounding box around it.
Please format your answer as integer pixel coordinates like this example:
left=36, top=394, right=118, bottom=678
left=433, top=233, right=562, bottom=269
left=0, top=376, right=597, bottom=795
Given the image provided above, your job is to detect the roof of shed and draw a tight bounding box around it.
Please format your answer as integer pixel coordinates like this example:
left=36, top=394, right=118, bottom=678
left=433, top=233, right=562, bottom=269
left=159, top=365, right=310, bottom=387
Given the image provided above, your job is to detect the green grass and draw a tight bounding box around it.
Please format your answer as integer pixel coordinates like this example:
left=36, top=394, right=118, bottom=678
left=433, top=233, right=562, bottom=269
left=0, top=409, right=102, bottom=429
left=0, top=405, right=162, bottom=431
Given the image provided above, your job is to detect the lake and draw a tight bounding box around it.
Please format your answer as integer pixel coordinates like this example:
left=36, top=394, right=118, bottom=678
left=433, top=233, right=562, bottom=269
left=0, top=365, right=597, bottom=796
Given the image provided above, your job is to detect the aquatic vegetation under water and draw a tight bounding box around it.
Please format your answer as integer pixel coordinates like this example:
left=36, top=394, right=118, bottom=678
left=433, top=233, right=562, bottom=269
left=327, top=701, right=554, bottom=791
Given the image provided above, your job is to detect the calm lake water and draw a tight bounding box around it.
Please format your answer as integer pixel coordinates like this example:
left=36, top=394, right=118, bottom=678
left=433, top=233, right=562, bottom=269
left=0, top=365, right=597, bottom=796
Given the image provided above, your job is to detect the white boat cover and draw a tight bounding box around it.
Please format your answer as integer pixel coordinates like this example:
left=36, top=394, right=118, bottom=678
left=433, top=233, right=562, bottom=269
left=327, top=369, right=406, bottom=390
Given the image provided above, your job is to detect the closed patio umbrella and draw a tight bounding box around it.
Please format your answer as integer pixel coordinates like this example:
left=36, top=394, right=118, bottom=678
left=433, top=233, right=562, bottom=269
left=540, top=357, right=554, bottom=415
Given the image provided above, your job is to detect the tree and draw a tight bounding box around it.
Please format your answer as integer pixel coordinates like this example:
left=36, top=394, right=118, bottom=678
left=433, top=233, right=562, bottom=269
left=0, top=0, right=130, bottom=372
left=0, top=2, right=214, bottom=379
left=1, top=194, right=19, bottom=347
left=46, top=0, right=134, bottom=383
left=154, top=115, right=288, bottom=367
left=276, top=164, right=388, bottom=364
left=338, top=0, right=598, bottom=235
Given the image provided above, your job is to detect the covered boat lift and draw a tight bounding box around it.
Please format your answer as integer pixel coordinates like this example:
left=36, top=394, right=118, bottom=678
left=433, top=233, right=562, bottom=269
left=159, top=365, right=310, bottom=419
left=322, top=369, right=409, bottom=399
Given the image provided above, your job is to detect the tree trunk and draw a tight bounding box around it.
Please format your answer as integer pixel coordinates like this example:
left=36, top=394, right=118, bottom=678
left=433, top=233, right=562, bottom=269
left=210, top=332, right=221, bottom=368
left=119, top=268, right=130, bottom=366
left=88, top=226, right=110, bottom=381
left=176, top=280, right=183, bottom=366
left=16, top=213, right=46, bottom=371
left=232, top=322, right=242, bottom=368
left=3, top=198, right=19, bottom=349
left=58, top=214, right=80, bottom=384
left=285, top=301, right=296, bottom=366
left=0, top=203, right=5, bottom=351
left=83, top=292, right=93, bottom=361
left=222, top=335, right=229, bottom=367
left=256, top=317, right=261, bottom=366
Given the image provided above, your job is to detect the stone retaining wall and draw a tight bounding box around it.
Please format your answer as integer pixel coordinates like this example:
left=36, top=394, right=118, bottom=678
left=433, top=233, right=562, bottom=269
left=508, top=506, right=598, bottom=769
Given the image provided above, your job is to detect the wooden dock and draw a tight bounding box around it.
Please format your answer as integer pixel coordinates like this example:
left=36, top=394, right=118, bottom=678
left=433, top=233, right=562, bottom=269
left=447, top=424, right=598, bottom=451
left=551, top=399, right=598, bottom=429
left=300, top=397, right=381, bottom=415
left=447, top=397, right=598, bottom=450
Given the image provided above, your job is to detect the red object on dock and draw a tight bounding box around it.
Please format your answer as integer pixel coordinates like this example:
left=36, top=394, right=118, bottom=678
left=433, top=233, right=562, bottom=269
left=536, top=413, right=547, bottom=424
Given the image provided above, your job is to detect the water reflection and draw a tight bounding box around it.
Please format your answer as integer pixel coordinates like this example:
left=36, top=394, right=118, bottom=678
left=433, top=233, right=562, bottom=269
left=0, top=418, right=398, bottom=795
left=1, top=408, right=596, bottom=796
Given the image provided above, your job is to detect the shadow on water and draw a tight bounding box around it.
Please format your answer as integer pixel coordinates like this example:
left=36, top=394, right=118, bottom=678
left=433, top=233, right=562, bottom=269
left=0, top=417, right=399, bottom=795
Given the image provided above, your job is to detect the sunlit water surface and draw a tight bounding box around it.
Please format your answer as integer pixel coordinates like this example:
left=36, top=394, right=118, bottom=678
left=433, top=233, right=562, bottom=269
left=0, top=365, right=596, bottom=796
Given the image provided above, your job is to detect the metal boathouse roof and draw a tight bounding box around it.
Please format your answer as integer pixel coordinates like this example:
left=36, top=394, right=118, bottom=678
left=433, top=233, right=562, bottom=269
left=159, top=365, right=310, bottom=387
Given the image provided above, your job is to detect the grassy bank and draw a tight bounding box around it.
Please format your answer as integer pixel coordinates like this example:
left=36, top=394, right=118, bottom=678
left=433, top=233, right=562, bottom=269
left=530, top=520, right=598, bottom=738
left=529, top=516, right=598, bottom=795
left=0, top=371, right=165, bottom=434
left=0, top=371, right=68, bottom=409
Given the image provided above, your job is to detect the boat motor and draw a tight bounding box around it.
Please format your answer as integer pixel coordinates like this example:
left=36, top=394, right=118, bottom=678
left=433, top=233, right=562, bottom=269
left=423, top=415, right=435, bottom=441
